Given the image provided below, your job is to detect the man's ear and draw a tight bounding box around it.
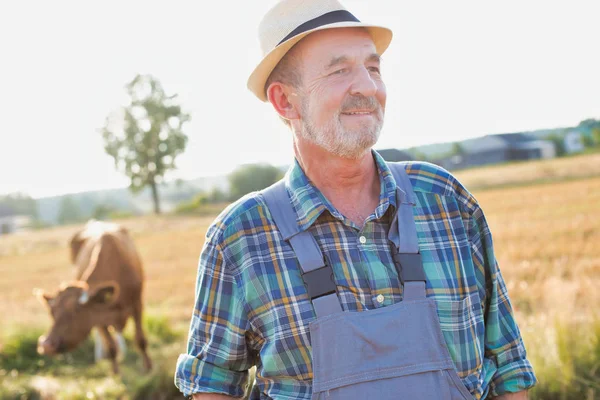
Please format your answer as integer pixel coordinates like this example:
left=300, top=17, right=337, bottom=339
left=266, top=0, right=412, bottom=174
left=86, top=282, right=120, bottom=306
left=267, top=82, right=300, bottom=123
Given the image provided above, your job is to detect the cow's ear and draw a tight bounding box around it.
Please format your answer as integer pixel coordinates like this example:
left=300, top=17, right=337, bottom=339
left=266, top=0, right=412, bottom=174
left=33, top=288, right=55, bottom=308
left=88, top=282, right=120, bottom=306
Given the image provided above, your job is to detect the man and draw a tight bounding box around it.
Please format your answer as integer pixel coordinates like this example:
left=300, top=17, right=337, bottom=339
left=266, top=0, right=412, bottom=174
left=175, top=0, right=537, bottom=399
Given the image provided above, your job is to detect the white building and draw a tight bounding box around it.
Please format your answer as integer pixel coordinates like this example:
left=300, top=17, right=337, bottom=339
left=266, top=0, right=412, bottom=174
left=0, top=206, right=31, bottom=235
left=564, top=131, right=585, bottom=154
left=0, top=205, right=17, bottom=235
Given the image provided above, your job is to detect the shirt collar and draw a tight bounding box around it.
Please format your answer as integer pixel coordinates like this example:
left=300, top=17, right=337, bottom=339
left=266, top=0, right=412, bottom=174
left=284, top=150, right=398, bottom=232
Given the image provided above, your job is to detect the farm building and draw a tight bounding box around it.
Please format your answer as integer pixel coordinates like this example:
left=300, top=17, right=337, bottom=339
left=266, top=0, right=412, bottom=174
left=493, top=133, right=556, bottom=160
left=0, top=205, right=32, bottom=235
left=564, top=131, right=585, bottom=154
left=376, top=148, right=414, bottom=162
left=444, top=134, right=556, bottom=169
left=0, top=205, right=17, bottom=235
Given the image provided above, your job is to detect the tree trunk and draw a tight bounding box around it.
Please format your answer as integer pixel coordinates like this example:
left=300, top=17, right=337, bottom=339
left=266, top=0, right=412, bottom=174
left=150, top=179, right=161, bottom=214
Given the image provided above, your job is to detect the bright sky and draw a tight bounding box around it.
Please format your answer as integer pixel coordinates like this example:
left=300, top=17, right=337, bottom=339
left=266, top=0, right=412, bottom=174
left=1, top=0, right=599, bottom=198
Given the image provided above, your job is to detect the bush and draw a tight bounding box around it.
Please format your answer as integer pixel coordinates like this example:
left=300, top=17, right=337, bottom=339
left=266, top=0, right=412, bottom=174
left=174, top=192, right=229, bottom=216
left=174, top=193, right=207, bottom=215
left=228, top=164, right=282, bottom=201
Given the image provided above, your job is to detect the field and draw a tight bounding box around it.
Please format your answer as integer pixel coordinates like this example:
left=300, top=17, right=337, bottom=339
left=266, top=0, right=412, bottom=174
left=1, top=153, right=599, bottom=399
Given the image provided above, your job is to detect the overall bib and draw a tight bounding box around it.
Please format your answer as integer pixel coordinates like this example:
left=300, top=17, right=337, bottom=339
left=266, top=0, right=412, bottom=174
left=262, top=163, right=473, bottom=399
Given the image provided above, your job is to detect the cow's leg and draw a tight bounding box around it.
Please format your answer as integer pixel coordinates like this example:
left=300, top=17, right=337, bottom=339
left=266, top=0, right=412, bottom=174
left=115, top=331, right=127, bottom=360
left=93, top=328, right=106, bottom=362
left=113, top=314, right=128, bottom=361
left=132, top=301, right=152, bottom=372
left=97, top=326, right=119, bottom=374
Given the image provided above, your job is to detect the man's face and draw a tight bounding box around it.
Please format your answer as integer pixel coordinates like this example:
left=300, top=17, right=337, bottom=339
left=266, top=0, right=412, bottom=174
left=293, top=28, right=386, bottom=159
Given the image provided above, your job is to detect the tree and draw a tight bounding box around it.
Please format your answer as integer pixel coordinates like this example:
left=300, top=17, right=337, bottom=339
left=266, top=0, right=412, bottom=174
left=408, top=148, right=428, bottom=162
left=577, top=119, right=600, bottom=148
left=549, top=134, right=566, bottom=157
left=582, top=132, right=595, bottom=148
left=228, top=164, right=283, bottom=200
left=57, top=196, right=84, bottom=225
left=207, top=187, right=228, bottom=203
left=101, top=74, right=190, bottom=214
left=577, top=118, right=600, bottom=131
left=592, top=128, right=600, bottom=147
left=92, top=204, right=116, bottom=220
left=451, top=142, right=465, bottom=157
left=0, top=193, right=38, bottom=220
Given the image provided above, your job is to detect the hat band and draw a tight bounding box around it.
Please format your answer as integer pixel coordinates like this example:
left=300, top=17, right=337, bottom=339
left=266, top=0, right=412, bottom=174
left=277, top=10, right=360, bottom=46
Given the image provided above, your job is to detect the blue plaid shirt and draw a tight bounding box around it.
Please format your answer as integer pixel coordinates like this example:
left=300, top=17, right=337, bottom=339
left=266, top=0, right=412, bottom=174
left=175, top=151, right=536, bottom=399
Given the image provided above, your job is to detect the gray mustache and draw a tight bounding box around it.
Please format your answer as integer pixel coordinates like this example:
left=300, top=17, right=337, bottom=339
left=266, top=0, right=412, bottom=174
left=341, top=96, right=380, bottom=112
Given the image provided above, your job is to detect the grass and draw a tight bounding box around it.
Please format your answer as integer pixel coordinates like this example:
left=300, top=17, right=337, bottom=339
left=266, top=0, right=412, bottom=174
left=0, top=315, right=185, bottom=400
left=525, top=318, right=600, bottom=399
left=0, top=153, right=599, bottom=398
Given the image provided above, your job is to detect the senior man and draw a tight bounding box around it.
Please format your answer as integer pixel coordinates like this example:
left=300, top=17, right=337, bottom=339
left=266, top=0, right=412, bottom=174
left=175, top=0, right=537, bottom=399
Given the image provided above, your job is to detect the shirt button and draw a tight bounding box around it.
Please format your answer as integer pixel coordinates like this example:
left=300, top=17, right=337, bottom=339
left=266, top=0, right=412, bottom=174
left=376, top=294, right=385, bottom=304
left=359, top=236, right=367, bottom=244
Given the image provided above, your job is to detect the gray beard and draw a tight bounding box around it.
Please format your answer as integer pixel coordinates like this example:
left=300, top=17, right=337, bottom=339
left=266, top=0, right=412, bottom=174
left=299, top=96, right=384, bottom=159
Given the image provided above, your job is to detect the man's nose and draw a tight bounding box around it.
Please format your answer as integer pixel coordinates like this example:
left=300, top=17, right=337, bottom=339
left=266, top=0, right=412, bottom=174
left=349, top=67, right=378, bottom=98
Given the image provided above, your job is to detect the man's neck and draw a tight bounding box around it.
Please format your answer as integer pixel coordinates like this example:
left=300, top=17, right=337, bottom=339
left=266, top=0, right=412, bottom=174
left=294, top=138, right=381, bottom=227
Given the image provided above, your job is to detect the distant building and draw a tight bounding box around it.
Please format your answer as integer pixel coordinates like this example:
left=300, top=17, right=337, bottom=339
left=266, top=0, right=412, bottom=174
left=493, top=133, right=556, bottom=160
left=376, top=148, right=414, bottom=162
left=0, top=205, right=17, bottom=235
left=564, top=131, right=585, bottom=154
left=442, top=133, right=556, bottom=170
left=0, top=205, right=32, bottom=235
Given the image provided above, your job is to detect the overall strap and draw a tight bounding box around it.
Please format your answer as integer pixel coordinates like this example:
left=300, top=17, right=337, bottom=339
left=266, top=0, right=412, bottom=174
left=386, top=163, right=427, bottom=301
left=261, top=181, right=342, bottom=318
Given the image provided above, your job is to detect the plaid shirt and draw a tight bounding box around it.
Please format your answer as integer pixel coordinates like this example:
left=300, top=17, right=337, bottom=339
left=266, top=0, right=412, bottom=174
left=175, top=151, right=536, bottom=399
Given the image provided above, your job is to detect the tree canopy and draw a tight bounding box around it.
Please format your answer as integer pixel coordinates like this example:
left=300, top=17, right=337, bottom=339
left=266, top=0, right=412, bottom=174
left=101, top=74, right=190, bottom=214
left=228, top=164, right=283, bottom=200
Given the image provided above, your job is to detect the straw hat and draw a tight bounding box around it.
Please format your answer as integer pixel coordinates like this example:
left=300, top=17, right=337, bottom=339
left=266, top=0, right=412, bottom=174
left=247, top=0, right=393, bottom=101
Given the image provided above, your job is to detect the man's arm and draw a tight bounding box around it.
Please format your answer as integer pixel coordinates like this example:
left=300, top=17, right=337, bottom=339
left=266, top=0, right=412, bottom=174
left=467, top=201, right=537, bottom=396
left=174, top=234, right=254, bottom=398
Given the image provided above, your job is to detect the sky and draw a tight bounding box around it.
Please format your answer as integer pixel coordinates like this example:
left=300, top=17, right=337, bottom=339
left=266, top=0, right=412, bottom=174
left=1, top=0, right=599, bottom=198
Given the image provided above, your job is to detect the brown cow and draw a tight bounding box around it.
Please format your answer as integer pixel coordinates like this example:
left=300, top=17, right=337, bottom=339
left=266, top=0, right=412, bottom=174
left=35, top=220, right=152, bottom=374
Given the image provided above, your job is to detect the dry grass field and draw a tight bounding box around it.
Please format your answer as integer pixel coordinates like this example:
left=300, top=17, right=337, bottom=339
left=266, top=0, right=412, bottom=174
left=454, top=151, right=600, bottom=190
left=0, top=152, right=599, bottom=399
left=0, top=215, right=215, bottom=331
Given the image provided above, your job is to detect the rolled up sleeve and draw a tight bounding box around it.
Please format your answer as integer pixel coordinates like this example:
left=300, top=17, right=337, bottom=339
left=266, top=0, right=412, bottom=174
left=175, top=235, right=254, bottom=398
left=469, top=205, right=537, bottom=397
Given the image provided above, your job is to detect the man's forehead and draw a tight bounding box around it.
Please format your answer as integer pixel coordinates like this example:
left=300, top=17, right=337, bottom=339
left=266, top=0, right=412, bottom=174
left=327, top=53, right=381, bottom=67
left=294, top=28, right=378, bottom=66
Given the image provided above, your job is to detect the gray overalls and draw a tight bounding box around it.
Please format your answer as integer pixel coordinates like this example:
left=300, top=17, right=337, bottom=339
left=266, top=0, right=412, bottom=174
left=262, top=162, right=473, bottom=399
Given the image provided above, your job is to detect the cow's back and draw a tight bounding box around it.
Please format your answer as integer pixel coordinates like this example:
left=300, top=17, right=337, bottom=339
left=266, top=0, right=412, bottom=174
left=71, top=221, right=144, bottom=305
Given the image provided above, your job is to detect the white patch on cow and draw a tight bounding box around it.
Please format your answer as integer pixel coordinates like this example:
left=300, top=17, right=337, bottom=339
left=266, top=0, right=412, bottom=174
left=116, top=332, right=127, bottom=361
left=78, top=290, right=89, bottom=304
left=93, top=328, right=105, bottom=362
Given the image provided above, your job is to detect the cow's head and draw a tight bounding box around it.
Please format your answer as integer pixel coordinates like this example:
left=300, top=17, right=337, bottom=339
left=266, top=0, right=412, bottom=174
left=35, top=281, right=120, bottom=355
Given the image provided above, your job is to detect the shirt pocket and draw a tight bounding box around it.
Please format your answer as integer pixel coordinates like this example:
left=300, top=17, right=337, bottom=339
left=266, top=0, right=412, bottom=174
left=435, top=292, right=485, bottom=381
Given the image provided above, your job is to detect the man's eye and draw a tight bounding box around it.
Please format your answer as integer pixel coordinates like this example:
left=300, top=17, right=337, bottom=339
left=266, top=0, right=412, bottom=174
left=368, top=67, right=381, bottom=74
left=330, top=68, right=347, bottom=76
